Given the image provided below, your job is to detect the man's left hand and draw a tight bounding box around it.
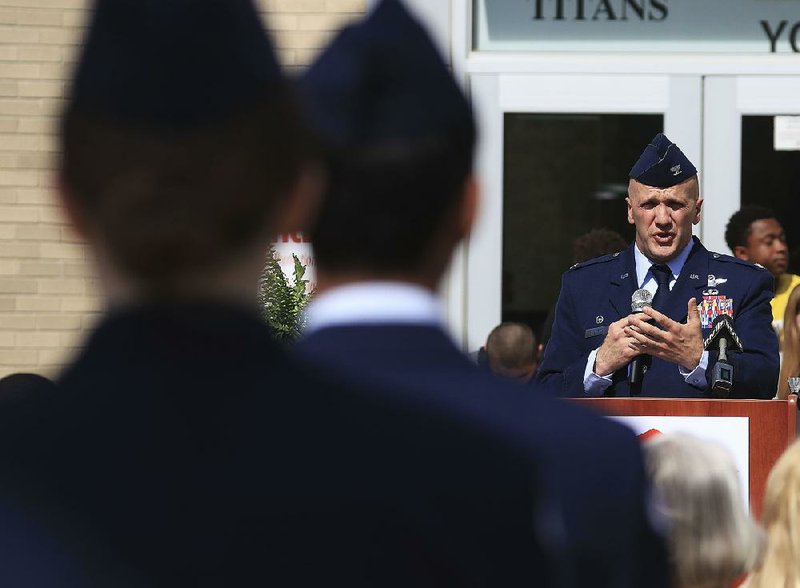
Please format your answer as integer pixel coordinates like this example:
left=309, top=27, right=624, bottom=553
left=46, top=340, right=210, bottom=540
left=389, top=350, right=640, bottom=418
left=625, top=298, right=704, bottom=371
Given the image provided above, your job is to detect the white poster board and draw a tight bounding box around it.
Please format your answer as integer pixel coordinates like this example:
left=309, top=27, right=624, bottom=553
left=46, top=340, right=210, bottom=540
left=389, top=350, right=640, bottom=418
left=612, top=416, right=750, bottom=509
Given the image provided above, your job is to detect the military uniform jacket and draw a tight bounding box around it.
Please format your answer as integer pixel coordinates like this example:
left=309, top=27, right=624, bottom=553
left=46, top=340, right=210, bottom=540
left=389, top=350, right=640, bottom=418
left=537, top=237, right=779, bottom=399
left=298, top=323, right=669, bottom=588
left=0, top=302, right=564, bottom=586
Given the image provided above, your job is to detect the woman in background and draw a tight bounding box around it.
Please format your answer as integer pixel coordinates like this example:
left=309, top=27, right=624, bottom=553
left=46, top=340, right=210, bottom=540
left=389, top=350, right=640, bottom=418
left=777, top=285, right=800, bottom=399
left=644, top=434, right=764, bottom=588
left=743, top=439, right=800, bottom=588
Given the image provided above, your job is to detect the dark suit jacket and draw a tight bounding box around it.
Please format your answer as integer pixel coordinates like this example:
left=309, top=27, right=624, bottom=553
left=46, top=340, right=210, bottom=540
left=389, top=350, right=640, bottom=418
left=0, top=303, right=556, bottom=586
left=537, top=237, right=779, bottom=398
left=297, top=323, right=669, bottom=588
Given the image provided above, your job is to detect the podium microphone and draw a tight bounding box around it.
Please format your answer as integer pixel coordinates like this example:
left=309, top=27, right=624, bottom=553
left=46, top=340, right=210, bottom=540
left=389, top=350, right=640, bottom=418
left=628, top=288, right=653, bottom=394
left=703, top=314, right=743, bottom=398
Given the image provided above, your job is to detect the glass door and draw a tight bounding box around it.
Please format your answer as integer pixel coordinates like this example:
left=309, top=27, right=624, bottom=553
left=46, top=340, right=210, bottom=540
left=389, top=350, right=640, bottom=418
left=703, top=77, right=800, bottom=265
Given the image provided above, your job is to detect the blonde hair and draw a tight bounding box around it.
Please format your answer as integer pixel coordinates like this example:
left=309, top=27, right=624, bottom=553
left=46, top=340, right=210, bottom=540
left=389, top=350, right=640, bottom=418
left=746, top=440, right=800, bottom=588
left=644, top=434, right=764, bottom=588
left=778, top=285, right=800, bottom=399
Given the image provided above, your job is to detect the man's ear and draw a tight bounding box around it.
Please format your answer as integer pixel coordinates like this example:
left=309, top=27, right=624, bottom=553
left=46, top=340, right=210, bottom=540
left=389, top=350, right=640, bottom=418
left=733, top=245, right=750, bottom=261
left=693, top=197, right=704, bottom=225
left=456, top=175, right=479, bottom=241
left=57, top=172, right=90, bottom=240
left=273, top=163, right=326, bottom=235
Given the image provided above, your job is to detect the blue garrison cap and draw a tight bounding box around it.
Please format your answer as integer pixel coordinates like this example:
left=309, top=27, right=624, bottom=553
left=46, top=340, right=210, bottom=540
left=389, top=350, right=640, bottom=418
left=629, top=133, right=697, bottom=188
left=70, top=0, right=284, bottom=129
left=300, top=0, right=473, bottom=148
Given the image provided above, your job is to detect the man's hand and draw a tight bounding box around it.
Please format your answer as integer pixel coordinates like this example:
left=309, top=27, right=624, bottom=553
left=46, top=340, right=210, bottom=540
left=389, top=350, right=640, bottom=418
left=594, top=316, right=642, bottom=377
left=626, top=298, right=704, bottom=371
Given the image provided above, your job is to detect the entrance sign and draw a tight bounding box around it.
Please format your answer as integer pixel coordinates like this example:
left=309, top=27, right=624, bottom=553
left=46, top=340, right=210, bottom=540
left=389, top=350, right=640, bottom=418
left=474, top=0, right=800, bottom=53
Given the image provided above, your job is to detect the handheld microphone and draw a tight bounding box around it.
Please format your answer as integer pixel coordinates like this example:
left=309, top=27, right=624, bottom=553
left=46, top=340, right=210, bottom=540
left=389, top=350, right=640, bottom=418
left=628, top=289, right=653, bottom=394
left=703, top=314, right=742, bottom=398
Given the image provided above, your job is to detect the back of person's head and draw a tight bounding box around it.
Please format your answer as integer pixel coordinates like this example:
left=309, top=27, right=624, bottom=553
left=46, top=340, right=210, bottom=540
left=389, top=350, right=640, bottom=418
left=778, top=285, right=800, bottom=399
left=60, top=0, right=312, bottom=292
left=644, top=434, right=764, bottom=588
left=747, top=439, right=800, bottom=588
left=0, top=373, right=56, bottom=408
left=573, top=228, right=628, bottom=263
left=724, top=206, right=777, bottom=253
left=300, top=0, right=476, bottom=279
left=485, top=323, right=537, bottom=383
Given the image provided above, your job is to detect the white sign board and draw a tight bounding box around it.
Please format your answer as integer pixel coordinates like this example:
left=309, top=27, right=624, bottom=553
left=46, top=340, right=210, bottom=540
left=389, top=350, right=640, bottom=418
left=774, top=116, right=800, bottom=151
left=272, top=232, right=316, bottom=292
left=475, top=0, right=800, bottom=53
left=612, top=415, right=750, bottom=510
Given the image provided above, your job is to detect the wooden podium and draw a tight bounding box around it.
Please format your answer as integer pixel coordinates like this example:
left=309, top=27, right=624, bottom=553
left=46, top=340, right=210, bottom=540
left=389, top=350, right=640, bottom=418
left=572, top=395, right=798, bottom=517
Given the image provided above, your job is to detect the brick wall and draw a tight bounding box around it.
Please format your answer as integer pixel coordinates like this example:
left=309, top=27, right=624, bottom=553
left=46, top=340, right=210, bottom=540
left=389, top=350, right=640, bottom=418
left=0, top=0, right=366, bottom=378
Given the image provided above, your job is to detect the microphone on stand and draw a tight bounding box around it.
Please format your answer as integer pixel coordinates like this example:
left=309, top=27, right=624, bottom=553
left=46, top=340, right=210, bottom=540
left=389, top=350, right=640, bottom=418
left=628, top=289, right=653, bottom=395
left=704, top=314, right=743, bottom=398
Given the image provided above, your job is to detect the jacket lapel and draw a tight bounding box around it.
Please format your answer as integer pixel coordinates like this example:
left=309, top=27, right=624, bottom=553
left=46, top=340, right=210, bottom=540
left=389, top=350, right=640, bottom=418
left=608, top=245, right=638, bottom=318
left=661, top=237, right=708, bottom=323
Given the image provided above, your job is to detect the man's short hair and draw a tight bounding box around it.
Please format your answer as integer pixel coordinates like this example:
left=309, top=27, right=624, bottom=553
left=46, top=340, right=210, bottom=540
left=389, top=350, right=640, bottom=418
left=724, top=206, right=777, bottom=252
left=60, top=88, right=310, bottom=286
left=573, top=228, right=628, bottom=263
left=310, top=125, right=475, bottom=273
left=485, top=322, right=537, bottom=372
left=644, top=434, right=764, bottom=587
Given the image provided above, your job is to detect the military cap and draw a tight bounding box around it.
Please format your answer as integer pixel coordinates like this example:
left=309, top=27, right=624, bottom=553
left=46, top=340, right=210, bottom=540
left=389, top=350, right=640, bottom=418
left=300, top=0, right=474, bottom=148
left=629, top=133, right=697, bottom=188
left=70, top=0, right=284, bottom=129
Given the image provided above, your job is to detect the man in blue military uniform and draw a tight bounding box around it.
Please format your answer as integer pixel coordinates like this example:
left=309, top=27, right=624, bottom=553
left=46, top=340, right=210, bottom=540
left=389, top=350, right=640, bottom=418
left=297, top=1, right=670, bottom=586
left=537, top=133, right=778, bottom=398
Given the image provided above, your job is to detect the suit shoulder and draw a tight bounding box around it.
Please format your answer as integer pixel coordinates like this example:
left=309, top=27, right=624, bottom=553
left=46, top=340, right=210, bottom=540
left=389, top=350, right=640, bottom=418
left=707, top=251, right=768, bottom=273
left=568, top=251, right=623, bottom=272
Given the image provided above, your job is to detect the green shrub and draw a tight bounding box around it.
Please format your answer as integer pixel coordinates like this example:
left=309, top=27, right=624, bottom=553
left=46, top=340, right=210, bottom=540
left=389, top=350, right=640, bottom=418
left=259, top=248, right=313, bottom=342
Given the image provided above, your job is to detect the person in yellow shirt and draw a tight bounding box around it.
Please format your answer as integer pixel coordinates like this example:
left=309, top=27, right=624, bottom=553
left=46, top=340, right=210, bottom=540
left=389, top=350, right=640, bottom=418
left=725, top=206, right=800, bottom=341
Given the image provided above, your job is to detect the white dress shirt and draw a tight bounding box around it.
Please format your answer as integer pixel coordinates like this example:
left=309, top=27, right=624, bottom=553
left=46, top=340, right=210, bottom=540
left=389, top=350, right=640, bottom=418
left=303, top=281, right=443, bottom=334
left=583, top=240, right=708, bottom=394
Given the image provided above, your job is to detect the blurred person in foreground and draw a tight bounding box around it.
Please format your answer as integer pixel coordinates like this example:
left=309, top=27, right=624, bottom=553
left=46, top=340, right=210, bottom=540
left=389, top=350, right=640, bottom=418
left=644, top=434, right=764, bottom=588
left=485, top=322, right=538, bottom=383
left=743, top=439, right=800, bottom=588
left=296, top=1, right=669, bottom=585
left=777, top=285, right=800, bottom=399
left=0, top=0, right=564, bottom=584
left=0, top=373, right=56, bottom=409
left=538, top=134, right=778, bottom=398
left=725, top=206, right=800, bottom=341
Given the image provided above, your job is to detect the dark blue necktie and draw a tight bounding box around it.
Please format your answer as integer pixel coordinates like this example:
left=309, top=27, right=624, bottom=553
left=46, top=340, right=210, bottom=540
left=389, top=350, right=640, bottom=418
left=650, top=264, right=672, bottom=312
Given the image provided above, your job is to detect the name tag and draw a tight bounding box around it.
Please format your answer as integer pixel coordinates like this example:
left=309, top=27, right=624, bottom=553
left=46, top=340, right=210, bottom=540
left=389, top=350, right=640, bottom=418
left=584, top=326, right=608, bottom=338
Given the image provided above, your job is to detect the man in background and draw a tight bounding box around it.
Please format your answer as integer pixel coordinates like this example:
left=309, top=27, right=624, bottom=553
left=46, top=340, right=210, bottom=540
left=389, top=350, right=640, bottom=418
left=725, top=206, right=800, bottom=339
left=296, top=1, right=669, bottom=585
left=485, top=322, right=539, bottom=383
